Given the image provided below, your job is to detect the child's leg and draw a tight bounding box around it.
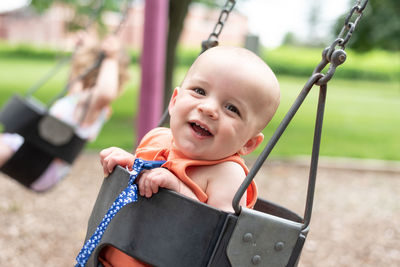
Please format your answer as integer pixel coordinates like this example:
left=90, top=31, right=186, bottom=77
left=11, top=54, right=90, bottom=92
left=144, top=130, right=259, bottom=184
left=0, top=133, right=24, bottom=167
left=30, top=159, right=71, bottom=192
left=0, top=133, right=70, bottom=191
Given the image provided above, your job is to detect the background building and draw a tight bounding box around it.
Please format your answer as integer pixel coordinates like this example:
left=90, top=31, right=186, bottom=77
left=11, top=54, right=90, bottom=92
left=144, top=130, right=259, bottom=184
left=0, top=2, right=249, bottom=51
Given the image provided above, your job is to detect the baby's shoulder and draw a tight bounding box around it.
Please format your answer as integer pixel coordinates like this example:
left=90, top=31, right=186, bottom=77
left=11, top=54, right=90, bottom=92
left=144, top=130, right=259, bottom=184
left=188, top=161, right=246, bottom=193
left=194, top=161, right=246, bottom=182
left=211, top=160, right=246, bottom=178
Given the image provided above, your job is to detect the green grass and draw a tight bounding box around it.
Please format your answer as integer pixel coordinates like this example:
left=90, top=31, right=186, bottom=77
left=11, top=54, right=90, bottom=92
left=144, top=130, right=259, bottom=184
left=0, top=53, right=399, bottom=161
left=176, top=45, right=400, bottom=82
left=258, top=75, right=400, bottom=160
left=262, top=46, right=400, bottom=82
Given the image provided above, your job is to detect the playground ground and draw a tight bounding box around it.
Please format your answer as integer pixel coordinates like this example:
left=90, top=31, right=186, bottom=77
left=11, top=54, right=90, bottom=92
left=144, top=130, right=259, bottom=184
left=0, top=152, right=399, bottom=266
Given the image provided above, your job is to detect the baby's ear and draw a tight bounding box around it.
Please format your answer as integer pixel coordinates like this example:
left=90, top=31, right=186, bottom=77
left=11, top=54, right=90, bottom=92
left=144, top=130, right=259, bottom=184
left=238, top=133, right=264, bottom=156
left=168, top=87, right=180, bottom=113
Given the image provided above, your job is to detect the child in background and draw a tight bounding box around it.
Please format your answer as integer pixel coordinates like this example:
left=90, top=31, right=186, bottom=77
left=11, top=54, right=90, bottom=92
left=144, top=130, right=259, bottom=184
left=98, top=46, right=280, bottom=266
left=0, top=32, right=130, bottom=191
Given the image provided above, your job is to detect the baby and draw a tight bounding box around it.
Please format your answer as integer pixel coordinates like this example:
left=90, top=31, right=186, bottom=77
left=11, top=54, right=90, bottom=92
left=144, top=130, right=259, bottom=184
left=97, top=46, right=280, bottom=266
left=101, top=45, right=280, bottom=211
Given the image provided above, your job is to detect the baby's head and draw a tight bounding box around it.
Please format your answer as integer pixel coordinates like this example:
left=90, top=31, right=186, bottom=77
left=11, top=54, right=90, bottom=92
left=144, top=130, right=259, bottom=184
left=168, top=46, right=280, bottom=160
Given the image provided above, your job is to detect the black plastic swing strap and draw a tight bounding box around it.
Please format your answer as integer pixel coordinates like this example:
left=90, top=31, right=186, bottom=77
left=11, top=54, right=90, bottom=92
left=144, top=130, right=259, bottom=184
left=84, top=166, right=233, bottom=267
left=0, top=95, right=87, bottom=163
left=232, top=0, right=369, bottom=215
left=0, top=141, right=53, bottom=187
left=25, top=0, right=106, bottom=98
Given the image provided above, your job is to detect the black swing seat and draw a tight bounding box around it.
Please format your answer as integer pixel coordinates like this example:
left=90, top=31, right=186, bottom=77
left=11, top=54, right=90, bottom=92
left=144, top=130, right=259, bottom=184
left=84, top=166, right=306, bottom=267
left=0, top=94, right=86, bottom=188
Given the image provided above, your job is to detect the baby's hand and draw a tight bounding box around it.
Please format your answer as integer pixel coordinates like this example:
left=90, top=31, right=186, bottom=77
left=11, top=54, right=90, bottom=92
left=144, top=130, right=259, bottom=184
left=137, top=168, right=180, bottom=198
left=99, top=147, right=135, bottom=177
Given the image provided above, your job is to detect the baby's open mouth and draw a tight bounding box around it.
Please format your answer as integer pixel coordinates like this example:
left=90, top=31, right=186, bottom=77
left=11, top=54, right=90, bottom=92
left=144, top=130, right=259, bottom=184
left=190, top=122, right=212, bottom=136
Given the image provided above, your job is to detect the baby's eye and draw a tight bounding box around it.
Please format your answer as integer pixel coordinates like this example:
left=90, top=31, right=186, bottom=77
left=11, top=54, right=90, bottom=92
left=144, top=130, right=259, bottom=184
left=225, top=104, right=240, bottom=116
left=193, top=88, right=206, bottom=96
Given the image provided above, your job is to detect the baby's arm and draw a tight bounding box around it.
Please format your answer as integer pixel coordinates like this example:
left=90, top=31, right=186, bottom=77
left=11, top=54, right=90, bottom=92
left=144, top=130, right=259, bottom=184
left=99, top=147, right=199, bottom=200
left=204, top=161, right=247, bottom=212
left=100, top=147, right=135, bottom=177
left=90, top=36, right=121, bottom=112
left=138, top=168, right=199, bottom=200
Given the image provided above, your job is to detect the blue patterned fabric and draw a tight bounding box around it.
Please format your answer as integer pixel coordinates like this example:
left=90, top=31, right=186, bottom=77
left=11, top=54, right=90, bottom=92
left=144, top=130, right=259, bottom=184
left=75, top=158, right=166, bottom=267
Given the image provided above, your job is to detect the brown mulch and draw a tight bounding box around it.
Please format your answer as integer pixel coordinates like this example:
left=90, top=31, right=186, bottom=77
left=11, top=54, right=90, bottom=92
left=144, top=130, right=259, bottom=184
left=0, top=152, right=399, bottom=266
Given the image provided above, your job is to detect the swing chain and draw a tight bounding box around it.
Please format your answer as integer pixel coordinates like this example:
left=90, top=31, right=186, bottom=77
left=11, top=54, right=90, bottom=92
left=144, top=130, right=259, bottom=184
left=112, top=0, right=133, bottom=35
left=201, top=0, right=236, bottom=53
left=337, top=0, right=368, bottom=48
left=312, top=0, right=368, bottom=86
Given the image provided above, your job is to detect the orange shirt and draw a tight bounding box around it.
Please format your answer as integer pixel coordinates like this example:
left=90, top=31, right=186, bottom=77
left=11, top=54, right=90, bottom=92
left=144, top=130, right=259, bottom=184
left=135, top=127, right=258, bottom=208
left=99, top=127, right=258, bottom=266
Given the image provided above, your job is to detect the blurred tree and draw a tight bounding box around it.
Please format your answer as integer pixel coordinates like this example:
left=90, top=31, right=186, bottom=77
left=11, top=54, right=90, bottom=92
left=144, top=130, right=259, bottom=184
left=306, top=0, right=322, bottom=46
left=163, top=0, right=225, bottom=109
left=30, top=0, right=124, bottom=34
left=163, top=0, right=192, bottom=110
left=334, top=0, right=400, bottom=51
left=282, top=32, right=300, bottom=46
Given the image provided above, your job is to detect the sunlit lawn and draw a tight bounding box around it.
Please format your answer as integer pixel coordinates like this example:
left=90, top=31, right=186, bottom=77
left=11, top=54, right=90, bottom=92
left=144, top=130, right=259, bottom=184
left=262, top=75, right=400, bottom=160
left=1, top=57, right=399, bottom=161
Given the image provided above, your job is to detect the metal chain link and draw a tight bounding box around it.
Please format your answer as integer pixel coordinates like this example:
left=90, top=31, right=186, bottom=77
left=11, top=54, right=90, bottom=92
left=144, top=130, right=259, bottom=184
left=201, top=0, right=236, bottom=53
left=338, top=0, right=368, bottom=48
left=312, top=0, right=368, bottom=86
left=113, top=0, right=133, bottom=35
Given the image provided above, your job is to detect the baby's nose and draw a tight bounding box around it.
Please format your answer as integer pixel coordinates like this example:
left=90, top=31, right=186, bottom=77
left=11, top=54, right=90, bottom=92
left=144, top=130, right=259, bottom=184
left=198, top=102, right=219, bottom=119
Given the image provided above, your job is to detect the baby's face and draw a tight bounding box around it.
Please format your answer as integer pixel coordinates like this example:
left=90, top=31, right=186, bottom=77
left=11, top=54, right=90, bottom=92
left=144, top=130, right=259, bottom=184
left=168, top=51, right=276, bottom=160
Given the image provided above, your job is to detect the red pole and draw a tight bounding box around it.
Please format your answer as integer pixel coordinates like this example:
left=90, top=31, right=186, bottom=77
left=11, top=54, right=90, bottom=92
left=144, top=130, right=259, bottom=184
left=137, top=0, right=169, bottom=144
